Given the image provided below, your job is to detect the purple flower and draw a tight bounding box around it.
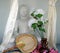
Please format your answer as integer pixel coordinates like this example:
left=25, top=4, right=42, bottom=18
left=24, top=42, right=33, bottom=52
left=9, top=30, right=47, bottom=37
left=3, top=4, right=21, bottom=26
left=37, top=43, right=42, bottom=50
left=32, top=49, right=39, bottom=53
left=43, top=50, right=47, bottom=53
left=32, top=43, right=58, bottom=53
left=49, top=48, right=58, bottom=53
left=32, top=43, right=42, bottom=53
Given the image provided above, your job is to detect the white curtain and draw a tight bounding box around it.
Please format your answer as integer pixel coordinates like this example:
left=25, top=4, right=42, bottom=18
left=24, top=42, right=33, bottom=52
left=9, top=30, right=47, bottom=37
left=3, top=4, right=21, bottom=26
left=0, top=0, right=18, bottom=52
left=47, top=0, right=57, bottom=49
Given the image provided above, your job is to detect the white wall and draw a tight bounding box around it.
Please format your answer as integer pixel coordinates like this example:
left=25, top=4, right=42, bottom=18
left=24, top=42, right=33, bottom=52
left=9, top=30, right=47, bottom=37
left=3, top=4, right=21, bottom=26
left=0, top=0, right=11, bottom=43
left=56, top=0, right=60, bottom=44
left=0, top=0, right=60, bottom=44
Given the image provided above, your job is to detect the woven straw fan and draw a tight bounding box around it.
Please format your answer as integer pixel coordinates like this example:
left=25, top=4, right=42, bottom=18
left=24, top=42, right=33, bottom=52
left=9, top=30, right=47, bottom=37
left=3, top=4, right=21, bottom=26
left=3, top=34, right=37, bottom=53
left=16, top=34, right=37, bottom=53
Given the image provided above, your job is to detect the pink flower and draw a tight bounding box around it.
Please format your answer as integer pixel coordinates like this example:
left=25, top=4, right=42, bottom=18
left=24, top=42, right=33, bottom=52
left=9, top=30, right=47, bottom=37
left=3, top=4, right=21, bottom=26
left=32, top=43, right=42, bottom=53
left=37, top=43, right=42, bottom=50
left=43, top=50, right=47, bottom=53
left=49, top=48, right=58, bottom=53
left=32, top=49, right=39, bottom=53
left=32, top=43, right=59, bottom=53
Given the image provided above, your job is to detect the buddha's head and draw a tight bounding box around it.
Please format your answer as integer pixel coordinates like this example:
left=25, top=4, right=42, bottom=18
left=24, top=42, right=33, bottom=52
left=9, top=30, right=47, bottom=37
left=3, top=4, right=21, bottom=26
left=19, top=4, right=29, bottom=19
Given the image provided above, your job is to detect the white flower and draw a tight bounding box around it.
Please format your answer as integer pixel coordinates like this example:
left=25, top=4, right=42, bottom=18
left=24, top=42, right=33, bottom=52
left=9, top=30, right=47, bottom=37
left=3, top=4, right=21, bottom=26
left=28, top=18, right=38, bottom=30
left=34, top=9, right=45, bottom=15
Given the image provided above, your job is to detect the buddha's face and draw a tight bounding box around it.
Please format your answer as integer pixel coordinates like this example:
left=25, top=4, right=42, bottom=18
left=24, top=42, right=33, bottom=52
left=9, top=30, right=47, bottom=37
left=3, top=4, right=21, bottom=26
left=20, top=6, right=28, bottom=19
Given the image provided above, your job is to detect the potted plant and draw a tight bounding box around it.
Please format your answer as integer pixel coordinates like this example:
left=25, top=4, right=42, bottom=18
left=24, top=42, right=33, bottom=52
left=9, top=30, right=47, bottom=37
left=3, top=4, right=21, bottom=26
left=28, top=9, right=58, bottom=53
left=28, top=9, right=48, bottom=39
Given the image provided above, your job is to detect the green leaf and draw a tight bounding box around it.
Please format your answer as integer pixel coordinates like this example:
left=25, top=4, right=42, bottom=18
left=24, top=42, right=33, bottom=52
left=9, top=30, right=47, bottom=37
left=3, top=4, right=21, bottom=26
left=39, top=27, right=45, bottom=32
left=31, top=13, right=34, bottom=17
left=31, top=11, right=35, bottom=17
left=37, top=21, right=43, bottom=27
left=35, top=14, right=43, bottom=18
left=44, top=20, right=48, bottom=24
left=34, top=17, right=38, bottom=20
left=31, top=23, right=37, bottom=30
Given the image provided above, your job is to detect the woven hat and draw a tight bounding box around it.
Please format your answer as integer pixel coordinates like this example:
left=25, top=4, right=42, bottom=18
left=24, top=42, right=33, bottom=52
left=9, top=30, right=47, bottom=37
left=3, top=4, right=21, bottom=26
left=16, top=33, right=37, bottom=53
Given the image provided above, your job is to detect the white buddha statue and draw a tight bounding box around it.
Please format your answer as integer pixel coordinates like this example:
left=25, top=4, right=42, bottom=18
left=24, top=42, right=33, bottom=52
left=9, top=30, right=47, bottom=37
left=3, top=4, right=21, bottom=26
left=0, top=5, right=33, bottom=52
left=14, top=4, right=31, bottom=36
left=10, top=4, right=31, bottom=43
